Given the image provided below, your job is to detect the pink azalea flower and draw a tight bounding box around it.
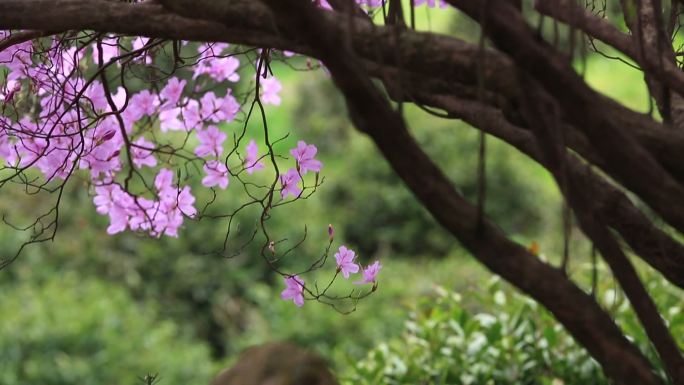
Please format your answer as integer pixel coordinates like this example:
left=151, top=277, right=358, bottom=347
left=354, top=261, right=382, bottom=285
left=218, top=92, right=240, bottom=123
left=84, top=80, right=108, bottom=111
left=1, top=80, right=21, bottom=104
left=93, top=184, right=121, bottom=215
left=176, top=185, right=197, bottom=217
left=127, top=197, right=163, bottom=235
left=132, top=90, right=159, bottom=117
left=181, top=100, right=202, bottom=130
left=107, top=206, right=129, bottom=235
left=98, top=37, right=120, bottom=64
left=360, top=0, right=384, bottom=6
left=208, top=57, right=240, bottom=82
left=244, top=139, right=265, bottom=174
left=335, top=245, right=360, bottom=279
left=155, top=168, right=174, bottom=191
left=93, top=183, right=134, bottom=235
left=279, top=168, right=302, bottom=198
left=158, top=184, right=197, bottom=218
left=290, top=140, right=322, bottom=174
left=200, top=92, right=220, bottom=121
left=259, top=76, right=282, bottom=106
left=160, top=77, right=186, bottom=107
left=281, top=275, right=305, bottom=307
left=197, top=42, right=229, bottom=56
left=132, top=37, right=152, bottom=64
left=159, top=107, right=184, bottom=132
left=195, top=125, right=226, bottom=158
left=81, top=126, right=122, bottom=178
left=202, top=160, right=229, bottom=189
left=131, top=137, right=157, bottom=168
left=413, top=0, right=449, bottom=7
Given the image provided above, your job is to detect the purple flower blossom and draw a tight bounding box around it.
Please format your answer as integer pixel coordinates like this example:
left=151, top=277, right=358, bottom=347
left=160, top=77, right=186, bottom=107
left=107, top=206, right=129, bottom=235
left=354, top=261, right=382, bottom=285
left=98, top=37, right=120, bottom=65
left=279, top=168, right=302, bottom=198
left=335, top=245, right=360, bottom=279
left=290, top=140, right=322, bottom=174
left=155, top=168, right=174, bottom=192
left=176, top=185, right=197, bottom=218
left=202, top=160, right=229, bottom=189
left=84, top=80, right=108, bottom=111
left=93, top=184, right=121, bottom=215
left=414, top=0, right=449, bottom=7
left=195, top=125, right=227, bottom=158
left=244, top=139, right=265, bottom=174
left=159, top=107, right=183, bottom=132
left=131, top=90, right=159, bottom=117
left=93, top=183, right=134, bottom=235
left=200, top=92, right=240, bottom=123
left=209, top=57, right=240, bottom=82
left=131, top=138, right=157, bottom=168
left=181, top=100, right=202, bottom=130
left=259, top=76, right=282, bottom=106
left=281, top=275, right=305, bottom=307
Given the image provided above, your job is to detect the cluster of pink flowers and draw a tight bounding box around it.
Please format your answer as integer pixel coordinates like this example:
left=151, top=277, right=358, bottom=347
left=280, top=244, right=382, bottom=307
left=1, top=31, right=384, bottom=308
left=334, top=245, right=382, bottom=285
left=93, top=169, right=196, bottom=237
left=0, top=35, right=286, bottom=237
left=279, top=140, right=323, bottom=199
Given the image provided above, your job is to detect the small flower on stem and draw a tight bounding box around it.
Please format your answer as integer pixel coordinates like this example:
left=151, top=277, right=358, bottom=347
left=281, top=275, right=305, bottom=307
left=354, top=261, right=382, bottom=285
left=334, top=245, right=359, bottom=279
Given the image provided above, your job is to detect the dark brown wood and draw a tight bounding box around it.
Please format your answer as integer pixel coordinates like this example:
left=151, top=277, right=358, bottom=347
left=256, top=1, right=664, bottom=383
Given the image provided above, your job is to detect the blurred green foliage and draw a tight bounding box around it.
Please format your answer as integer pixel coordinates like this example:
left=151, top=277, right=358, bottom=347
left=343, top=267, right=684, bottom=385
left=0, top=273, right=215, bottom=385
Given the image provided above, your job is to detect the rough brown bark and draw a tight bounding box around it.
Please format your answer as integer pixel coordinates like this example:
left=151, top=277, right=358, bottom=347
left=254, top=1, right=663, bottom=383
left=418, top=93, right=684, bottom=291
left=447, top=0, right=684, bottom=235
left=518, top=76, right=684, bottom=383
left=2, top=1, right=683, bottom=184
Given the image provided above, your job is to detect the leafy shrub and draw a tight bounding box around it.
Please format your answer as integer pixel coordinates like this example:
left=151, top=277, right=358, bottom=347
left=0, top=273, right=216, bottom=385
left=344, top=262, right=684, bottom=385
left=344, top=279, right=607, bottom=385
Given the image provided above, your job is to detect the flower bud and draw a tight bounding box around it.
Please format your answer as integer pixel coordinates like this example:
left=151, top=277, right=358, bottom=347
left=101, top=130, right=117, bottom=142
left=328, top=224, right=334, bottom=240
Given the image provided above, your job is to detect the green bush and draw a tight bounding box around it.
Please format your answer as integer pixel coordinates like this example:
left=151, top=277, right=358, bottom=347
left=343, top=267, right=684, bottom=385
left=344, top=280, right=606, bottom=385
left=0, top=273, right=216, bottom=385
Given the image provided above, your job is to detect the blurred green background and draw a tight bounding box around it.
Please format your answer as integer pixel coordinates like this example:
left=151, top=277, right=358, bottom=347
left=1, top=3, right=682, bottom=385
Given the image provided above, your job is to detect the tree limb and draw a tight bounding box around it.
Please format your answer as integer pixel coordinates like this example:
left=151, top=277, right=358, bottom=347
left=448, top=0, right=684, bottom=235
left=253, top=0, right=663, bottom=383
